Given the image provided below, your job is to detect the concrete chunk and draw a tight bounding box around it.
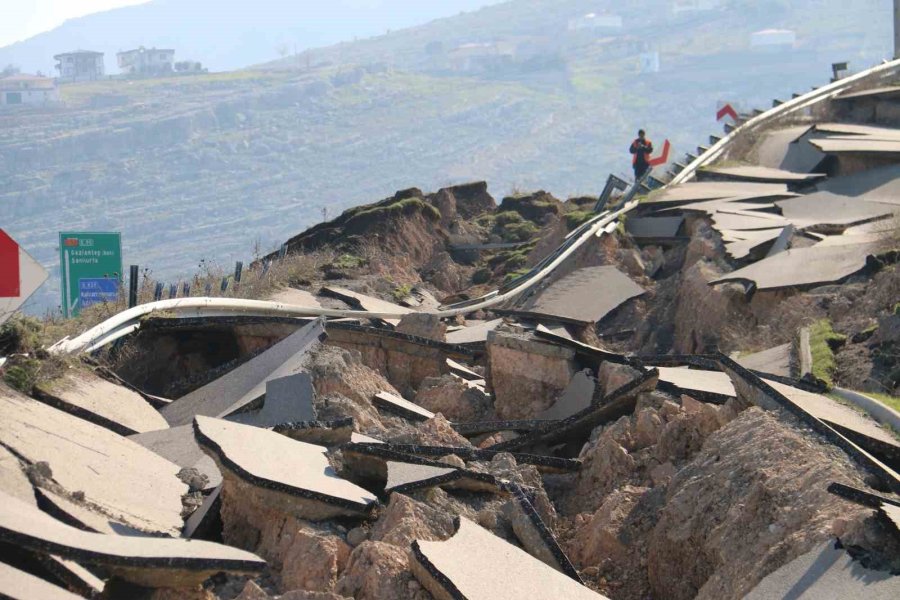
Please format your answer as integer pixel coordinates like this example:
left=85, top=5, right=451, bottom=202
left=0, top=491, right=265, bottom=588
left=372, top=391, right=435, bottom=422
left=384, top=461, right=458, bottom=494
left=162, top=318, right=324, bottom=426
left=227, top=372, right=316, bottom=427
left=193, top=416, right=377, bottom=519
left=411, top=517, right=608, bottom=600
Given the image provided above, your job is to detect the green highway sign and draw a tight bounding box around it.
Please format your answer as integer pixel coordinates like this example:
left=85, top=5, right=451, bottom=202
left=59, top=232, right=123, bottom=317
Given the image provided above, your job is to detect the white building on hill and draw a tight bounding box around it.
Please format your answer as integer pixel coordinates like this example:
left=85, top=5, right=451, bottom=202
left=117, top=47, right=175, bottom=76
left=568, top=12, right=623, bottom=33
left=671, top=0, right=722, bottom=13
left=0, top=74, right=59, bottom=106
left=54, top=50, right=105, bottom=82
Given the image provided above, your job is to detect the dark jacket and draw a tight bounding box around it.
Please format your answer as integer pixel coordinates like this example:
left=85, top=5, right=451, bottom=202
left=630, top=138, right=653, bottom=167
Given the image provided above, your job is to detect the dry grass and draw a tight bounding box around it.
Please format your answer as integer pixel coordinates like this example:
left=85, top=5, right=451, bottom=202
left=13, top=248, right=338, bottom=352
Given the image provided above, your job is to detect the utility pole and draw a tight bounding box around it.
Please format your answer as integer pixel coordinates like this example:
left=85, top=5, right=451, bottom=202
left=895, top=0, right=900, bottom=58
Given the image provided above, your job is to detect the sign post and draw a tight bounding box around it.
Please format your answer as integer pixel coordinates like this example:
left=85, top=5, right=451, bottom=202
left=59, top=232, right=123, bottom=318
left=0, top=229, right=49, bottom=326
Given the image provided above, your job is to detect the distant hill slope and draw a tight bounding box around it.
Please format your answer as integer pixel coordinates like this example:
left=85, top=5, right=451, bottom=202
left=0, top=0, right=501, bottom=74
left=0, top=0, right=893, bottom=314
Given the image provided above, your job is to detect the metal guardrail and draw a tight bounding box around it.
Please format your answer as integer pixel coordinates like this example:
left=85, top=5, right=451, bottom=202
left=669, top=57, right=900, bottom=186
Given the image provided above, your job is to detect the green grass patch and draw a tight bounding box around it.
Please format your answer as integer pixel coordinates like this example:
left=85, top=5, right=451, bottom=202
left=332, top=253, right=366, bottom=270
left=503, top=268, right=531, bottom=284
left=808, top=319, right=847, bottom=388
left=392, top=284, right=412, bottom=302
left=347, top=197, right=440, bottom=225
left=493, top=211, right=524, bottom=227
left=616, top=213, right=628, bottom=236
left=500, top=221, right=539, bottom=242
left=863, top=392, right=900, bottom=413
left=565, top=210, right=594, bottom=231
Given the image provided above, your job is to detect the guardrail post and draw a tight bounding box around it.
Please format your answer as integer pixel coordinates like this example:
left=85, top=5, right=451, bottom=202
left=128, top=265, right=139, bottom=308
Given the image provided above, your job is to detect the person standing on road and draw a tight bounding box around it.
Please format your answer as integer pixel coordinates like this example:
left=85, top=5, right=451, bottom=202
left=630, top=129, right=654, bottom=181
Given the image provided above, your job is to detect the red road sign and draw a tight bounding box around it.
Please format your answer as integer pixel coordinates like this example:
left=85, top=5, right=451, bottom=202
left=648, top=139, right=671, bottom=167
left=717, top=104, right=738, bottom=122
left=0, top=230, right=19, bottom=298
left=0, top=229, right=49, bottom=325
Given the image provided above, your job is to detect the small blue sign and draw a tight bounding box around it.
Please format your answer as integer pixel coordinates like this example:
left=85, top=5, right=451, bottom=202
left=78, top=278, right=119, bottom=309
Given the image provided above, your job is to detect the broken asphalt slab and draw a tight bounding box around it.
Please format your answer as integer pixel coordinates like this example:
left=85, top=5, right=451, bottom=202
left=372, top=391, right=436, bottom=422
left=129, top=424, right=223, bottom=491
left=0, top=560, right=82, bottom=600
left=0, top=382, right=187, bottom=536
left=410, top=517, right=608, bottom=600
left=507, top=266, right=645, bottom=326
left=711, top=242, right=878, bottom=291
left=735, top=343, right=793, bottom=378
left=743, top=540, right=899, bottom=599
left=193, top=415, right=378, bottom=519
left=655, top=366, right=736, bottom=403
left=162, top=318, right=324, bottom=427
left=0, top=491, right=265, bottom=588
left=33, top=368, right=168, bottom=436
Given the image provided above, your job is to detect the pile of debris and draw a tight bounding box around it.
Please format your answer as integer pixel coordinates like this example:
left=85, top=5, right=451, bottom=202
left=1, top=307, right=898, bottom=599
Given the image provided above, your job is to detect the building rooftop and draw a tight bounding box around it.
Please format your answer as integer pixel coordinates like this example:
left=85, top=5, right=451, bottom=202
left=53, top=49, right=104, bottom=58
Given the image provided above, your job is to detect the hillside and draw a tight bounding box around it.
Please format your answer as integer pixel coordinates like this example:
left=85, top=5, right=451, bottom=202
left=1, top=0, right=894, bottom=314
left=0, top=0, right=501, bottom=74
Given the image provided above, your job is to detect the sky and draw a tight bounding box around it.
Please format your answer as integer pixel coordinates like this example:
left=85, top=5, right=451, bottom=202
left=0, top=0, right=149, bottom=47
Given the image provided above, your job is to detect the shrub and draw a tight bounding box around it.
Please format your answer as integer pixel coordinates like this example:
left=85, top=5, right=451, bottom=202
left=472, top=268, right=492, bottom=284
left=501, top=221, right=539, bottom=242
